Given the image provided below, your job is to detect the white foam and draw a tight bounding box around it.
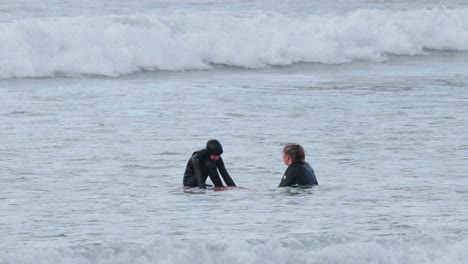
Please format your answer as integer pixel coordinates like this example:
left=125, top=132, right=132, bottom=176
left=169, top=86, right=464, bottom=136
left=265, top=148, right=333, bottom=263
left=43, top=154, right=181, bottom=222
left=1, top=8, right=467, bottom=78
left=2, top=237, right=468, bottom=264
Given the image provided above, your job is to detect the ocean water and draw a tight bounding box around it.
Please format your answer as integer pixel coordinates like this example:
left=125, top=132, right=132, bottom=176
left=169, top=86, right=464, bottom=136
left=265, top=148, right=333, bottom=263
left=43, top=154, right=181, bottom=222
left=1, top=1, right=468, bottom=263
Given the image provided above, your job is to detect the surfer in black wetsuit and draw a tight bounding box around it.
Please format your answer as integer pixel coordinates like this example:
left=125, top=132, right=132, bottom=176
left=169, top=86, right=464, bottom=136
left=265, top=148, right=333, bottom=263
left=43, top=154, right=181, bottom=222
left=278, top=143, right=318, bottom=187
left=183, top=139, right=236, bottom=189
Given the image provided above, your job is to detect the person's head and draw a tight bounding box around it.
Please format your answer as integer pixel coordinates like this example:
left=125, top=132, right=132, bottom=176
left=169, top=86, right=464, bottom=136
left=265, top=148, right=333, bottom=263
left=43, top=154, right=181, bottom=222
left=282, top=143, right=305, bottom=166
left=206, top=139, right=223, bottom=161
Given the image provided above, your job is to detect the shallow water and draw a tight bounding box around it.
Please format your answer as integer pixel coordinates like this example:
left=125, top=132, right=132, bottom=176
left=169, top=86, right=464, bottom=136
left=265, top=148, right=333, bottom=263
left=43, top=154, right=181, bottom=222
left=2, top=52, right=468, bottom=262
left=1, top=0, right=468, bottom=263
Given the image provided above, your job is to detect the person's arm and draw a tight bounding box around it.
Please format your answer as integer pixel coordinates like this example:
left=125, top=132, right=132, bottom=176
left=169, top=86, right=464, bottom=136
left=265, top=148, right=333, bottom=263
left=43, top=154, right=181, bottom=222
left=302, top=162, right=318, bottom=185
left=192, top=155, right=207, bottom=189
left=217, top=158, right=236, bottom=187
left=206, top=159, right=224, bottom=187
left=278, top=165, right=297, bottom=187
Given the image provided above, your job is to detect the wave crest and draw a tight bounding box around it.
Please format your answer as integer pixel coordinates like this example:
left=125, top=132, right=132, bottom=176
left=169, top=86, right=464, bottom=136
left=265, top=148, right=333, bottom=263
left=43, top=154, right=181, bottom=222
left=1, top=8, right=467, bottom=78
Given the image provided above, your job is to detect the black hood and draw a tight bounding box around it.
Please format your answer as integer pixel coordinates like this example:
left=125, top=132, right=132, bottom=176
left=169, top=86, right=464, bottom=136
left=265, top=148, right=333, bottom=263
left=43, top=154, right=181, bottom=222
left=206, top=139, right=223, bottom=156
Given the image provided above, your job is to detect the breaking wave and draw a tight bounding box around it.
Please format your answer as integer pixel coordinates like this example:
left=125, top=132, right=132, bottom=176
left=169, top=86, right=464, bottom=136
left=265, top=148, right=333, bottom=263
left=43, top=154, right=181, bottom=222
left=1, top=7, right=467, bottom=78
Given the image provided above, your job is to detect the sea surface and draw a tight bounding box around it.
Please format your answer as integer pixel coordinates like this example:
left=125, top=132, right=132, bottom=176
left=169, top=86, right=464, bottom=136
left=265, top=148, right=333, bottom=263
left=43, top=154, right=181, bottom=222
left=1, top=0, right=468, bottom=263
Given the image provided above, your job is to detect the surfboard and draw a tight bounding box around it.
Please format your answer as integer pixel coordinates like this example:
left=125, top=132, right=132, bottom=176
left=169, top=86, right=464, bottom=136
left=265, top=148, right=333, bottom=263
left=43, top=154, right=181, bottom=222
left=181, top=186, right=249, bottom=193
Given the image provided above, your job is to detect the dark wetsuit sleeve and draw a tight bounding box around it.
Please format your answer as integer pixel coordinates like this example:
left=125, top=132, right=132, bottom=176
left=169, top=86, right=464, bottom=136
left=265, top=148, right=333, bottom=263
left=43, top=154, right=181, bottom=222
left=206, top=160, right=224, bottom=187
left=216, top=158, right=236, bottom=187
left=192, top=155, right=207, bottom=189
left=278, top=165, right=298, bottom=187
left=304, top=162, right=318, bottom=185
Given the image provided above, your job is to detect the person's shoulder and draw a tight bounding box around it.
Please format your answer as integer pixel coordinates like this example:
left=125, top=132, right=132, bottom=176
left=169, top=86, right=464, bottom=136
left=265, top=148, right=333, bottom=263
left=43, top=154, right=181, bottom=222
left=288, top=162, right=310, bottom=174
left=303, top=162, right=315, bottom=170
left=192, top=149, right=207, bottom=158
left=289, top=162, right=305, bottom=168
left=285, top=163, right=302, bottom=175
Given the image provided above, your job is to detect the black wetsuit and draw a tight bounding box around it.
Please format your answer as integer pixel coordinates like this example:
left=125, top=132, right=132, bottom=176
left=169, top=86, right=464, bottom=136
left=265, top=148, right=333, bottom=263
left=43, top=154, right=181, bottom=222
left=183, top=149, right=236, bottom=189
left=278, top=161, right=318, bottom=187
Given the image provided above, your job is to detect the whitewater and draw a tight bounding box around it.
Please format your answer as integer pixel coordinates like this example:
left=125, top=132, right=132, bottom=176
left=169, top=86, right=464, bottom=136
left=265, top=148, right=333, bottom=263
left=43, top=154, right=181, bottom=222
left=1, top=0, right=468, bottom=263
left=1, top=6, right=468, bottom=78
